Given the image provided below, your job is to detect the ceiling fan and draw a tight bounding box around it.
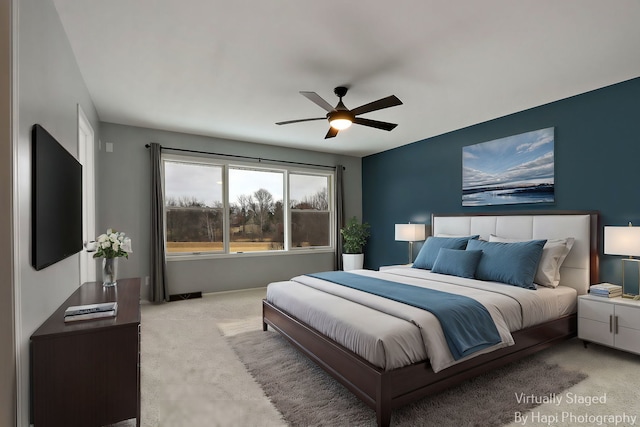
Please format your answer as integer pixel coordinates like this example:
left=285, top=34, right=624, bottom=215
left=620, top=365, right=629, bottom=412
left=276, top=86, right=403, bottom=139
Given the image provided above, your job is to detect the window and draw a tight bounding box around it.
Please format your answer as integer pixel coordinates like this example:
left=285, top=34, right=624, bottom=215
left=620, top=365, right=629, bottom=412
left=229, top=167, right=284, bottom=253
left=290, top=173, right=330, bottom=248
left=162, top=155, right=334, bottom=258
left=164, top=161, right=224, bottom=254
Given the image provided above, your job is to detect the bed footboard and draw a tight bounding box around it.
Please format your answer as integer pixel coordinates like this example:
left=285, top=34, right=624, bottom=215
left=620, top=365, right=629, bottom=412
left=262, top=299, right=577, bottom=427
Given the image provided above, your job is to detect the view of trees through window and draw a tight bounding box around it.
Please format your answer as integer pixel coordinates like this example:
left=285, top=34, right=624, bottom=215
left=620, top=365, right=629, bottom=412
left=228, top=168, right=284, bottom=252
left=163, top=159, right=331, bottom=255
left=290, top=173, right=330, bottom=247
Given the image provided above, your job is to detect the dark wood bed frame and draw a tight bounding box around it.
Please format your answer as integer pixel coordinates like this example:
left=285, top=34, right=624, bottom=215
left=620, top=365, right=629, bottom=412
left=262, top=211, right=599, bottom=427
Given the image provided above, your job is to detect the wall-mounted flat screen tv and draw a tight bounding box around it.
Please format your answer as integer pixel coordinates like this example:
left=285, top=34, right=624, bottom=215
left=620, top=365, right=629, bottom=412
left=32, top=124, right=83, bottom=270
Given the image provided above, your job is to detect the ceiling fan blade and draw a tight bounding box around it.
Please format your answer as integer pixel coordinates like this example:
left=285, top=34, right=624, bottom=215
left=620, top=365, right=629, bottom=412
left=353, top=117, right=398, bottom=131
left=350, top=95, right=402, bottom=116
left=276, top=117, right=326, bottom=125
left=300, top=91, right=336, bottom=112
left=325, top=127, right=339, bottom=139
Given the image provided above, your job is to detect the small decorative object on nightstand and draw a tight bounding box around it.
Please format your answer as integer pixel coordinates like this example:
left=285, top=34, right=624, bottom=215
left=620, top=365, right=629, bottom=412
left=578, top=293, right=640, bottom=355
left=589, top=283, right=622, bottom=298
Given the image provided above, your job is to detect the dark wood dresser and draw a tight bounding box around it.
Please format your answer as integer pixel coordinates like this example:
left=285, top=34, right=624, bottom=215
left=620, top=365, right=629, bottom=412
left=30, top=278, right=141, bottom=427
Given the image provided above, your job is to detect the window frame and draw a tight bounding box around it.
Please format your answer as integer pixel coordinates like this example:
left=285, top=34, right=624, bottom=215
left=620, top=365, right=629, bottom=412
left=161, top=153, right=335, bottom=261
left=227, top=165, right=286, bottom=254
left=162, top=155, right=226, bottom=256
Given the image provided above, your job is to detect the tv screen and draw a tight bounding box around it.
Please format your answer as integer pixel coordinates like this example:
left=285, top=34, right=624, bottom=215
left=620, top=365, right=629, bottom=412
left=32, top=124, right=83, bottom=270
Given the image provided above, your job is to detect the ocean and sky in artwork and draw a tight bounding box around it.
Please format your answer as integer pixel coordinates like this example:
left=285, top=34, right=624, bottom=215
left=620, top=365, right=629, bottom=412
left=462, top=127, right=555, bottom=206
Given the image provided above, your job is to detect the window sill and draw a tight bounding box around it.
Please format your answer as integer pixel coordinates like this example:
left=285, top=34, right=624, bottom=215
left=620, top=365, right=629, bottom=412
left=166, top=247, right=334, bottom=262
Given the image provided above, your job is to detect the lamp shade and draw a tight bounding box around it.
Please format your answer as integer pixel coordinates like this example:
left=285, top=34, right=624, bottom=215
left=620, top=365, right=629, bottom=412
left=395, top=224, right=426, bottom=242
left=604, top=225, right=640, bottom=257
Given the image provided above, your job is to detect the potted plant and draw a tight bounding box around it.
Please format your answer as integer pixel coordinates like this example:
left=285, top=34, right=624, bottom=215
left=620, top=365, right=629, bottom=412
left=340, top=216, right=371, bottom=271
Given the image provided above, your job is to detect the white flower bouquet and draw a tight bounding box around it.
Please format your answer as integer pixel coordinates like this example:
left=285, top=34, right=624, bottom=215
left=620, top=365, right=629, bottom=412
left=92, top=228, right=133, bottom=259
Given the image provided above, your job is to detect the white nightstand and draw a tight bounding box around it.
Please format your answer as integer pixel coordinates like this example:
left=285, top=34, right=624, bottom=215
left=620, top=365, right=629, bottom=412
left=578, top=293, right=640, bottom=355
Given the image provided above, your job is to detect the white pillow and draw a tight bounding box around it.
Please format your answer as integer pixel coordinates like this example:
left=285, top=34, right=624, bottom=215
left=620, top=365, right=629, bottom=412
left=488, top=235, right=575, bottom=288
left=437, top=233, right=487, bottom=241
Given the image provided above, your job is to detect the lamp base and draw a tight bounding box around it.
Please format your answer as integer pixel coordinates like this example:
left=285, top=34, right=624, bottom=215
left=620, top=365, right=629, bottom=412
left=621, top=258, right=640, bottom=300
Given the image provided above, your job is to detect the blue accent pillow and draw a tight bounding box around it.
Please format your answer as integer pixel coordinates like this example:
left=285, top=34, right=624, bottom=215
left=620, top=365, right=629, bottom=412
left=466, top=239, right=547, bottom=289
left=412, top=235, right=479, bottom=270
left=432, top=248, right=483, bottom=279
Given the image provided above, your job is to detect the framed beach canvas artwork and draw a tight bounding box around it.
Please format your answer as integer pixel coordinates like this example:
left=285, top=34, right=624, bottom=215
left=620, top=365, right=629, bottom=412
left=462, top=127, right=555, bottom=207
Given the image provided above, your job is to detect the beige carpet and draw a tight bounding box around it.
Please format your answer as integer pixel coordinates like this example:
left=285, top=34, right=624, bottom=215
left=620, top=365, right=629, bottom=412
left=138, top=289, right=285, bottom=427
left=134, top=288, right=640, bottom=427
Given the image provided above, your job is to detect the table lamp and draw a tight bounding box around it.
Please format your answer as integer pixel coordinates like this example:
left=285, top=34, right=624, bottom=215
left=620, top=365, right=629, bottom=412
left=395, top=223, right=426, bottom=264
left=604, top=222, right=640, bottom=299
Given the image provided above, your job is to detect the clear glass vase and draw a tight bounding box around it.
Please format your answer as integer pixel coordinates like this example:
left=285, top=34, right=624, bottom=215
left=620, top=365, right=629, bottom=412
left=102, top=257, right=119, bottom=287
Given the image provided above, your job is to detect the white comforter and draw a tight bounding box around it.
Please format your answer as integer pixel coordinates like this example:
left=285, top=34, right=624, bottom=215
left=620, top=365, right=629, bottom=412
left=266, top=267, right=573, bottom=373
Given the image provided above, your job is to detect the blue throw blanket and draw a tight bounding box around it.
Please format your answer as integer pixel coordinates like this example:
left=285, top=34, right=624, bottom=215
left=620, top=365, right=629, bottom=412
left=307, top=271, right=501, bottom=360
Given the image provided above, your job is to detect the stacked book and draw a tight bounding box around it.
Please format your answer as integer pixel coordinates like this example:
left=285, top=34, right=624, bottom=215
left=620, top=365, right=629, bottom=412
left=64, top=302, right=118, bottom=322
left=589, top=283, right=622, bottom=298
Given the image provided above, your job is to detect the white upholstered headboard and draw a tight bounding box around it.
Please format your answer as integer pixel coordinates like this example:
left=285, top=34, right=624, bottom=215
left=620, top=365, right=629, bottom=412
left=432, top=212, right=599, bottom=295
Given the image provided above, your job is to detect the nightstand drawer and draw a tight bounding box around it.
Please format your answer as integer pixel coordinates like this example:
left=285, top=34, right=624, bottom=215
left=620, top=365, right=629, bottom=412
left=616, top=327, right=640, bottom=354
left=578, top=317, right=614, bottom=346
left=616, top=305, right=640, bottom=330
left=578, top=298, right=611, bottom=322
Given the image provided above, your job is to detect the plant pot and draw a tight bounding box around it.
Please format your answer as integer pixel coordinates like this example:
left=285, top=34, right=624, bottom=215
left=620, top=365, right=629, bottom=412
left=342, top=253, right=364, bottom=271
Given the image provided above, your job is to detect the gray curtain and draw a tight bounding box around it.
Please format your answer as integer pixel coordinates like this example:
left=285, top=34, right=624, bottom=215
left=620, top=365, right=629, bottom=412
left=150, top=143, right=168, bottom=302
left=334, top=165, right=344, bottom=270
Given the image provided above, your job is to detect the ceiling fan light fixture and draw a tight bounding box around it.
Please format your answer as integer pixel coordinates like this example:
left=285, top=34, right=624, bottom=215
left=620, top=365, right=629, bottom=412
left=328, top=110, right=353, bottom=130
left=329, top=118, right=352, bottom=130
left=277, top=86, right=402, bottom=138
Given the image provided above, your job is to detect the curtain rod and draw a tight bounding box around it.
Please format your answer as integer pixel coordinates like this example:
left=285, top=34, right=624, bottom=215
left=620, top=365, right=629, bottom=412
left=145, top=143, right=342, bottom=170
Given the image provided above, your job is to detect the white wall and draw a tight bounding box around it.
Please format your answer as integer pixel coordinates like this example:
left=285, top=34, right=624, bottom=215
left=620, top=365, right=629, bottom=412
left=1, top=1, right=15, bottom=425
left=99, top=122, right=362, bottom=295
left=15, top=0, right=100, bottom=424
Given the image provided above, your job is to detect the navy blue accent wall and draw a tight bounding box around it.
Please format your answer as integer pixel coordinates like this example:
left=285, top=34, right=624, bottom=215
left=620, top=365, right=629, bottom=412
left=363, top=77, right=640, bottom=285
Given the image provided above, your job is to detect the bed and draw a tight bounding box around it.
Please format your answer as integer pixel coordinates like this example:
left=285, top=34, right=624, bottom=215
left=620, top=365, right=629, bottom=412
left=262, top=211, right=599, bottom=426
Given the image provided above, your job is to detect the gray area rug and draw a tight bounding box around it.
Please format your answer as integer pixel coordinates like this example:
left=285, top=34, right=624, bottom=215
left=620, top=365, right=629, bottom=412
left=227, top=330, right=587, bottom=427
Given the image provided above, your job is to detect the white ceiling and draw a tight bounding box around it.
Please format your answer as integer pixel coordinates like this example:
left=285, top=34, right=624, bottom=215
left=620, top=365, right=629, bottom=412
left=52, top=0, right=640, bottom=157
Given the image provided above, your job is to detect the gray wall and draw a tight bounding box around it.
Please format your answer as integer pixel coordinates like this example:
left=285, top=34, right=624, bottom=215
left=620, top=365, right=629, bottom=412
left=98, top=122, right=362, bottom=295
left=1, top=0, right=15, bottom=425
left=15, top=0, right=100, bottom=424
